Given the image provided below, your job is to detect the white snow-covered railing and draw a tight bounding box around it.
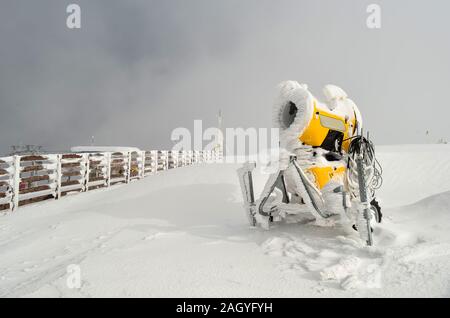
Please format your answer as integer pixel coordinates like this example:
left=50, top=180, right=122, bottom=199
left=0, top=149, right=220, bottom=212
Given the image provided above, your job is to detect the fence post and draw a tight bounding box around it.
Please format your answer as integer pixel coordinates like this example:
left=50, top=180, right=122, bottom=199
left=168, top=151, right=172, bottom=169
left=83, top=153, right=90, bottom=192
left=164, top=151, right=169, bottom=171
left=217, top=149, right=222, bottom=162
left=105, top=152, right=111, bottom=187
left=156, top=151, right=160, bottom=172
left=55, top=154, right=62, bottom=199
left=126, top=151, right=132, bottom=183
left=11, top=155, right=21, bottom=211
left=152, top=151, right=158, bottom=174
left=149, top=151, right=153, bottom=174
left=140, top=150, right=145, bottom=179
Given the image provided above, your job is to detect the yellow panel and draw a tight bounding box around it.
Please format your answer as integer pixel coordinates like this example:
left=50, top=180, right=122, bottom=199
left=299, top=100, right=355, bottom=152
left=307, top=166, right=346, bottom=189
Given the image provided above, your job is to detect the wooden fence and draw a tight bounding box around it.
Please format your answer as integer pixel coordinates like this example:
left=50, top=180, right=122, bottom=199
left=0, top=150, right=221, bottom=212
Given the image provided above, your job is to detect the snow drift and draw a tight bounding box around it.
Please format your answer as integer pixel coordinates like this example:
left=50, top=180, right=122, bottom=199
left=0, top=145, right=449, bottom=297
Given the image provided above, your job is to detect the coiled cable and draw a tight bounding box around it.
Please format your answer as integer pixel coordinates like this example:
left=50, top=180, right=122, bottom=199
left=346, top=135, right=383, bottom=199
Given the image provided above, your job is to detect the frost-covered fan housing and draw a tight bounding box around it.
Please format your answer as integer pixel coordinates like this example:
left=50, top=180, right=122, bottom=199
left=238, top=81, right=382, bottom=246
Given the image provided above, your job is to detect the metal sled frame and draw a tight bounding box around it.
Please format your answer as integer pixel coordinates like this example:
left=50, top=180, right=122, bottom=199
left=257, top=157, right=335, bottom=219
left=238, top=156, right=335, bottom=224
left=258, top=170, right=290, bottom=217
left=238, top=154, right=375, bottom=246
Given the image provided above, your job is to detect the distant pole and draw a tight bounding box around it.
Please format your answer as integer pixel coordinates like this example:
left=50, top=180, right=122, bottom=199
left=90, top=135, right=95, bottom=146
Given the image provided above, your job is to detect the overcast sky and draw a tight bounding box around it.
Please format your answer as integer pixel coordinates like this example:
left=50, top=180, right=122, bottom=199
left=1, top=0, right=450, bottom=155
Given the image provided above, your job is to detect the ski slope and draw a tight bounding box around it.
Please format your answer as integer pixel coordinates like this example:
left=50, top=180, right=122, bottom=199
left=0, top=145, right=449, bottom=297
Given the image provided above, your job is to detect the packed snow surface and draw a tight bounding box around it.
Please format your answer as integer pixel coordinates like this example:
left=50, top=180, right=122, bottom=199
left=1, top=144, right=450, bottom=297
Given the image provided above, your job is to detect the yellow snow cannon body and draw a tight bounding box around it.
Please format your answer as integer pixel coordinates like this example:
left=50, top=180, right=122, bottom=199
left=237, top=81, right=382, bottom=247
left=274, top=82, right=361, bottom=190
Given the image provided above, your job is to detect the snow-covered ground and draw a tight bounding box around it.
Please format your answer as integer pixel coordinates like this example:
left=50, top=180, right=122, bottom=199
left=1, top=144, right=449, bottom=297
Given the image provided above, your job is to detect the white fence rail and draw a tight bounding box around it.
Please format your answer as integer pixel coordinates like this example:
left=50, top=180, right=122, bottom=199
left=0, top=150, right=221, bottom=212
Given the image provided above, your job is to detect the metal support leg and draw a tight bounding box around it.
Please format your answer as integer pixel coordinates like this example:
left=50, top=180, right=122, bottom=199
left=356, top=156, right=373, bottom=246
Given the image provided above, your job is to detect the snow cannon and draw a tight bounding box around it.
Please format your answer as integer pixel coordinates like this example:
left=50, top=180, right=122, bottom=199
left=237, top=81, right=382, bottom=246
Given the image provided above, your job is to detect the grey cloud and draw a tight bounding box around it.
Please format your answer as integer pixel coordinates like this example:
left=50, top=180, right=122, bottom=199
left=1, top=0, right=450, bottom=155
